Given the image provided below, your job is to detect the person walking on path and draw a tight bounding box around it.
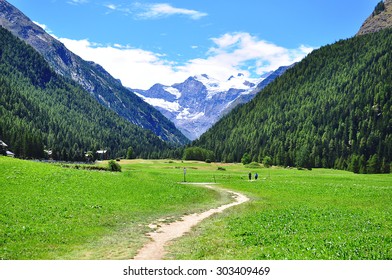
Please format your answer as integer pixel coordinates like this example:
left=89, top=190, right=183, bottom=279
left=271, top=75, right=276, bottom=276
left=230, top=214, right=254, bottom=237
left=248, top=172, right=252, bottom=181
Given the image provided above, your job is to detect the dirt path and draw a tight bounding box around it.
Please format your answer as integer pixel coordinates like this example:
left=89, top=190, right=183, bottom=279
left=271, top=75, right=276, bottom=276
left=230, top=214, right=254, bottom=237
left=133, top=183, right=249, bottom=260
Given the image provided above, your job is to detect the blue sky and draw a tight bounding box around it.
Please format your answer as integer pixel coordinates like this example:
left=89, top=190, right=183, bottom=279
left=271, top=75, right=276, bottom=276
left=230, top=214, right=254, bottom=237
left=8, top=0, right=379, bottom=89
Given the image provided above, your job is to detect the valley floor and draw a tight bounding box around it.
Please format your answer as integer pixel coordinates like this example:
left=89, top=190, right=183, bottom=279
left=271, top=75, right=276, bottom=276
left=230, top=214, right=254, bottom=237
left=1, top=157, right=391, bottom=260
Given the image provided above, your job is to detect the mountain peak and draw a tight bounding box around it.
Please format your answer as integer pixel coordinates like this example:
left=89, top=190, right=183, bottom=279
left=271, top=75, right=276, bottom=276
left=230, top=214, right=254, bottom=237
left=357, top=0, right=392, bottom=36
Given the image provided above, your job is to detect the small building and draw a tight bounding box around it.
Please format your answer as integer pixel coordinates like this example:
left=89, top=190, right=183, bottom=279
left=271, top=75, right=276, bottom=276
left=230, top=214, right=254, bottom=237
left=0, top=140, right=7, bottom=146
left=96, top=150, right=108, bottom=160
left=44, top=149, right=53, bottom=160
left=0, top=140, right=9, bottom=156
left=0, top=140, right=15, bottom=157
left=6, top=151, right=15, bottom=157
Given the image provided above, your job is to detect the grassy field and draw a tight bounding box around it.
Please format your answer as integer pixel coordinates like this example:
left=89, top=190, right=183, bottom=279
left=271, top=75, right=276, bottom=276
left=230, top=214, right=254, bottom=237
left=1, top=157, right=391, bottom=260
left=168, top=165, right=392, bottom=260
left=0, top=157, right=227, bottom=259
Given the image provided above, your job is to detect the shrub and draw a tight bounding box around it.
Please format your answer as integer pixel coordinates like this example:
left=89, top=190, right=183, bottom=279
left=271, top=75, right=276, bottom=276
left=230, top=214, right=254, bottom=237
left=217, top=166, right=226, bottom=171
left=373, top=1, right=385, bottom=17
left=108, top=160, right=122, bottom=172
left=82, top=165, right=109, bottom=172
left=241, top=153, right=251, bottom=165
left=57, top=163, right=110, bottom=172
left=246, top=162, right=261, bottom=168
left=262, top=156, right=273, bottom=168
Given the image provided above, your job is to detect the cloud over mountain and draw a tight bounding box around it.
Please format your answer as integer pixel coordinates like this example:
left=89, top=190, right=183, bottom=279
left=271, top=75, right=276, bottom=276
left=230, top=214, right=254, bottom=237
left=56, top=30, right=313, bottom=89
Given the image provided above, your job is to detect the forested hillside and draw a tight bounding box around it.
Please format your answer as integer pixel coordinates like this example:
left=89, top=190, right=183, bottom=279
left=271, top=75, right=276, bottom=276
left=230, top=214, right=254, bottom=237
left=0, top=26, right=170, bottom=160
left=194, top=28, right=392, bottom=173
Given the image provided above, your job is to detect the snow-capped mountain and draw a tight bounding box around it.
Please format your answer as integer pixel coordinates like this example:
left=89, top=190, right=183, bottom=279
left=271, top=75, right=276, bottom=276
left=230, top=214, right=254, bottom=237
left=132, top=67, right=293, bottom=140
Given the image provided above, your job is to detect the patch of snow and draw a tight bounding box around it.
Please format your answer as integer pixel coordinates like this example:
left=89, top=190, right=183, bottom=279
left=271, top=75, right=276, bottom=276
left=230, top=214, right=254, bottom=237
left=176, top=109, right=205, bottom=120
left=134, top=92, right=181, bottom=112
left=133, top=92, right=145, bottom=98
left=240, top=86, right=257, bottom=95
left=98, top=94, right=110, bottom=107
left=164, top=86, right=181, bottom=99
left=147, top=98, right=181, bottom=112
left=194, top=73, right=263, bottom=99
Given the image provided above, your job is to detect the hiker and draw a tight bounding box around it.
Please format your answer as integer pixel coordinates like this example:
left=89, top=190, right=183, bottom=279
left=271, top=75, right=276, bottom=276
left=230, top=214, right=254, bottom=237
left=255, top=173, right=258, bottom=180
left=248, top=172, right=252, bottom=180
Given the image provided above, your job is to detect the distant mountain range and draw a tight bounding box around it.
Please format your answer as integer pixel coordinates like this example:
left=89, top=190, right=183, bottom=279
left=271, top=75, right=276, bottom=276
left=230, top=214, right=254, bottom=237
left=0, top=0, right=188, bottom=145
left=132, top=66, right=293, bottom=140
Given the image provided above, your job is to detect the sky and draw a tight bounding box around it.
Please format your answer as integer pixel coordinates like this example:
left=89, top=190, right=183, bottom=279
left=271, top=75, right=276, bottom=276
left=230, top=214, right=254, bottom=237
left=7, top=0, right=380, bottom=89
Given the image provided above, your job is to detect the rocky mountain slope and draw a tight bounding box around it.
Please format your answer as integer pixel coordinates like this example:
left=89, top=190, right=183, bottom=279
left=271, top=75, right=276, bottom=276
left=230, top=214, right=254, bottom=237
left=133, top=67, right=292, bottom=140
left=357, top=0, right=392, bottom=36
left=0, top=0, right=188, bottom=144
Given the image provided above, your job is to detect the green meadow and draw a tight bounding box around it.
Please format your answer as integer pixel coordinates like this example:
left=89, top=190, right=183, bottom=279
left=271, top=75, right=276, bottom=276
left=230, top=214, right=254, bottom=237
left=1, top=156, right=391, bottom=260
left=0, top=157, right=226, bottom=259
left=168, top=165, right=392, bottom=260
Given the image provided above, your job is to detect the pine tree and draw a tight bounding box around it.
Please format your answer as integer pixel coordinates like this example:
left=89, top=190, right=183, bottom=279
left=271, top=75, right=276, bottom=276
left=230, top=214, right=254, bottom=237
left=367, top=154, right=381, bottom=174
left=126, top=146, right=134, bottom=159
left=241, top=153, right=251, bottom=165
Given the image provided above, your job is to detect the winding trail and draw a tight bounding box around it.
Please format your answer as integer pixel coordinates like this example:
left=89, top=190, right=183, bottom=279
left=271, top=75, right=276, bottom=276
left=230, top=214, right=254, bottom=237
left=133, top=183, right=249, bottom=260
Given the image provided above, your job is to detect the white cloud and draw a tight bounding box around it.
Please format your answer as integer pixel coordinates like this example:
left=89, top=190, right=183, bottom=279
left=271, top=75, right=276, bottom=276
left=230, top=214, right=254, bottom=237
left=105, top=2, right=207, bottom=20
left=67, top=0, right=89, bottom=5
left=207, top=32, right=312, bottom=77
left=58, top=36, right=193, bottom=89
left=175, top=32, right=314, bottom=82
left=136, top=3, right=207, bottom=20
left=33, top=21, right=52, bottom=33
left=56, top=32, right=314, bottom=90
left=105, top=4, right=118, bottom=10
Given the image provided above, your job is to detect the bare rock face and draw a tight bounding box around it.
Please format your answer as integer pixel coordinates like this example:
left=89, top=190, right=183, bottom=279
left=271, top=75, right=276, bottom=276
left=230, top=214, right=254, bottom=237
left=357, top=0, right=392, bottom=36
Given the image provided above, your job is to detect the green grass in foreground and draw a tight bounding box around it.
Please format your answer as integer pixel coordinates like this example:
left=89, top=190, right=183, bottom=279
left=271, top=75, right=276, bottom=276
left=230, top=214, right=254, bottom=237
left=1, top=157, right=391, bottom=260
left=0, top=157, right=226, bottom=259
left=167, top=166, right=392, bottom=260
